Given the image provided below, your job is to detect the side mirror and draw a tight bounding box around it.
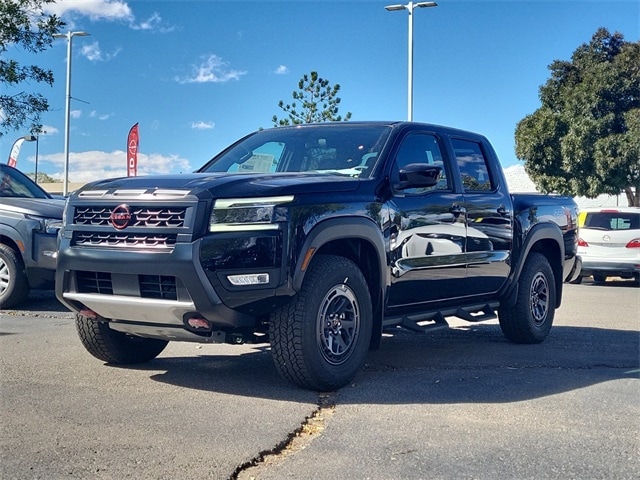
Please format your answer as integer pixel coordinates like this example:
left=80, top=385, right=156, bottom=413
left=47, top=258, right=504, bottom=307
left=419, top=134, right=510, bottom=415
left=397, top=163, right=441, bottom=190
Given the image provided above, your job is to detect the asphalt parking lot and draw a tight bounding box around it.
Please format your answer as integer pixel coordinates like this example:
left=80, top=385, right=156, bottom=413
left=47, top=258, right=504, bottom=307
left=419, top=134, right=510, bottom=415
left=1, top=279, right=638, bottom=479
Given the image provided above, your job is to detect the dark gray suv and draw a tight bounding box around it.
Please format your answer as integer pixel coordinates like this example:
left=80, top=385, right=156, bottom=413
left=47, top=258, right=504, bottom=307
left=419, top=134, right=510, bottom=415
left=0, top=164, right=65, bottom=308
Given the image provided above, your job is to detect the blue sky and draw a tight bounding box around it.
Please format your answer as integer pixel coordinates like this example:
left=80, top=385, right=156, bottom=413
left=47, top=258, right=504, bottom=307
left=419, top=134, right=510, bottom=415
left=2, top=0, right=639, bottom=183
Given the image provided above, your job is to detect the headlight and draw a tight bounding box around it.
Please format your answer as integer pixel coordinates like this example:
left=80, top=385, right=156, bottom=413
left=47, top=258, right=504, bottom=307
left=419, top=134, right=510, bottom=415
left=209, top=196, right=294, bottom=232
left=26, top=215, right=63, bottom=234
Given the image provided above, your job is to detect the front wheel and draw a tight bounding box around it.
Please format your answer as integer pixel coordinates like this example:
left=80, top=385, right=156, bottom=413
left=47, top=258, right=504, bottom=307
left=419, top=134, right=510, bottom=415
left=0, top=244, right=30, bottom=309
left=499, top=252, right=556, bottom=344
left=269, top=255, right=372, bottom=391
left=75, top=313, right=168, bottom=364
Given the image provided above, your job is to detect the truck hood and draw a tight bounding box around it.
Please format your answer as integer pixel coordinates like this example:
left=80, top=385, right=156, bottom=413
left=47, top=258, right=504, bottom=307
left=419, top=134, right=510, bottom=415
left=76, top=172, right=361, bottom=198
left=0, top=197, right=65, bottom=218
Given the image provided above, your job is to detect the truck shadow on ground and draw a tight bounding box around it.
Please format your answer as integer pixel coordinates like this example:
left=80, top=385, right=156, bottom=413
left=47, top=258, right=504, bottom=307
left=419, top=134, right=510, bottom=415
left=128, top=324, right=639, bottom=404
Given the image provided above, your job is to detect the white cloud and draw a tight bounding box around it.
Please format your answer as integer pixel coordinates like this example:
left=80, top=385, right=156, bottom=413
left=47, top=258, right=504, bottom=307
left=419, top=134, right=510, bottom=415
left=89, top=110, right=113, bottom=120
left=39, top=125, right=59, bottom=135
left=70, top=110, right=82, bottom=119
left=38, top=150, right=192, bottom=183
left=131, top=12, right=175, bottom=33
left=177, top=54, right=247, bottom=84
left=45, top=2, right=173, bottom=32
left=274, top=65, right=289, bottom=75
left=80, top=41, right=121, bottom=62
left=46, top=0, right=134, bottom=22
left=191, top=121, right=215, bottom=130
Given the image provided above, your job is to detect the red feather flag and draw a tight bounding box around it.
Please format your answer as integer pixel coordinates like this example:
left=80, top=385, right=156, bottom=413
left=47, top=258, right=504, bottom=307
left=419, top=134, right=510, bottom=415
left=127, top=123, right=139, bottom=177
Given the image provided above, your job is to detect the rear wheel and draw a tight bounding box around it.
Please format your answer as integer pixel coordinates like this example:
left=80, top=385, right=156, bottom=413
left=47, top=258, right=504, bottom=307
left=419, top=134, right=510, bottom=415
left=0, top=244, right=30, bottom=309
left=76, top=313, right=168, bottom=364
left=592, top=274, right=607, bottom=284
left=269, top=255, right=372, bottom=391
left=499, top=252, right=556, bottom=344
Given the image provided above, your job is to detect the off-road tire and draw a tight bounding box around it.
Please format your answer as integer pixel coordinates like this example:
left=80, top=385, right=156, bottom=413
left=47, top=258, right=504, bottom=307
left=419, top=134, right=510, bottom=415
left=76, top=313, right=168, bottom=364
left=269, top=255, right=372, bottom=391
left=0, top=244, right=30, bottom=309
left=499, top=252, right=556, bottom=344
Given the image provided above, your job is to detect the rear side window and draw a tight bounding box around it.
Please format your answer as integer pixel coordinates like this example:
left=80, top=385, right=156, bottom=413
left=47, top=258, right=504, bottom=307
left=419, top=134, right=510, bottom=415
left=584, top=212, right=640, bottom=231
left=452, top=138, right=493, bottom=192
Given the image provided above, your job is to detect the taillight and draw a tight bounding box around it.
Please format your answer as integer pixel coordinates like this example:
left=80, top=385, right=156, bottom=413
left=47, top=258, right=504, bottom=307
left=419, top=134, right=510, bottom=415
left=577, top=238, right=589, bottom=247
left=626, top=238, right=640, bottom=248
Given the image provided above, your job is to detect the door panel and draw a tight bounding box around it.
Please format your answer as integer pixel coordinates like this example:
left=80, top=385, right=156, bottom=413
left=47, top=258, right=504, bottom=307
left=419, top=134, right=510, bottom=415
left=386, top=132, right=467, bottom=308
left=451, top=138, right=512, bottom=295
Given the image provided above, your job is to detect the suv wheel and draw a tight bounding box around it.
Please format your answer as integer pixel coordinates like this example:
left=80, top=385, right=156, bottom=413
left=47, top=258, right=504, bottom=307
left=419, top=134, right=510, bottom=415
left=499, top=252, right=556, bottom=344
left=76, top=313, right=169, bottom=364
left=0, top=244, right=30, bottom=309
left=269, top=255, right=372, bottom=391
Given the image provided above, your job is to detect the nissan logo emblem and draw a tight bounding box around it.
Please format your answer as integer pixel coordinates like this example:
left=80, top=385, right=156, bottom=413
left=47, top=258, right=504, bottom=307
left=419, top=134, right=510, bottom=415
left=110, top=204, right=132, bottom=230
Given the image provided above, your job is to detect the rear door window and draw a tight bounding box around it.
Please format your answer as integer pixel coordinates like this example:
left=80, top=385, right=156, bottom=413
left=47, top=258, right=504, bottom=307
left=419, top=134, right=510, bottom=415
left=451, top=138, right=493, bottom=192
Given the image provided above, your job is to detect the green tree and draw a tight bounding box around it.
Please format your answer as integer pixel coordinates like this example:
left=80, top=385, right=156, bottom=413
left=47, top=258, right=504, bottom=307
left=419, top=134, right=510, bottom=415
left=0, top=0, right=65, bottom=139
left=272, top=71, right=352, bottom=127
left=27, top=171, right=60, bottom=183
left=515, top=28, right=640, bottom=206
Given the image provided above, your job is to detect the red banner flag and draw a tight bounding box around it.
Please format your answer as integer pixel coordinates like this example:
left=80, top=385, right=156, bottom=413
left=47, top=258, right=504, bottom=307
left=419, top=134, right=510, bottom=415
left=7, top=138, right=26, bottom=168
left=127, top=123, right=139, bottom=177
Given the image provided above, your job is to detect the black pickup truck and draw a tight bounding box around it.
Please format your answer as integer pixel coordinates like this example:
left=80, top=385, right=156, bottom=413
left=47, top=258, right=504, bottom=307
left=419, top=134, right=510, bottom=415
left=56, top=122, right=581, bottom=391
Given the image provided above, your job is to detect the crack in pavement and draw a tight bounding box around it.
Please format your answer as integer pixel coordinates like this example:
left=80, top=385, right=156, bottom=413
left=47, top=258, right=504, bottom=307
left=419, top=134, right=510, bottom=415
left=231, top=392, right=336, bottom=480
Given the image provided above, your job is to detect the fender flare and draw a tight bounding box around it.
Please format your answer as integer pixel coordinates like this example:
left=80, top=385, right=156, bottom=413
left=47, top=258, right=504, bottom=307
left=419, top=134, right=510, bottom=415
left=291, top=216, right=387, bottom=350
left=501, top=222, right=565, bottom=308
left=292, top=216, right=386, bottom=291
left=0, top=224, right=25, bottom=254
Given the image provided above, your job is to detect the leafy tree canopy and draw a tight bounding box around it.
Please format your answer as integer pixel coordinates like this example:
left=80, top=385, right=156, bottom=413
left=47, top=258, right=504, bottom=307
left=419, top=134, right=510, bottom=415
left=26, top=171, right=60, bottom=183
left=515, top=28, right=640, bottom=206
left=272, top=71, right=352, bottom=127
left=0, top=0, right=65, bottom=139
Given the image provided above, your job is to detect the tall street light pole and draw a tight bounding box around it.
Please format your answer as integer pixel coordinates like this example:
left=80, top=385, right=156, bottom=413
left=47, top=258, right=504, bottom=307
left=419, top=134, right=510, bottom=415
left=385, top=2, right=437, bottom=122
left=53, top=31, right=89, bottom=196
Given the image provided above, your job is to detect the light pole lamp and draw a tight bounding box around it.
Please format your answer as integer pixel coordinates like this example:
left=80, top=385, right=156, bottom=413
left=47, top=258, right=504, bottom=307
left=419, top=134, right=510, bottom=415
left=385, top=1, right=437, bottom=122
left=53, top=30, right=89, bottom=195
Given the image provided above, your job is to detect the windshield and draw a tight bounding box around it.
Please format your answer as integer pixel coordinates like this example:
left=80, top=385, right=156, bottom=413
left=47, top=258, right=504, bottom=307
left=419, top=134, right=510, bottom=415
left=0, top=165, right=50, bottom=199
left=199, top=124, right=392, bottom=179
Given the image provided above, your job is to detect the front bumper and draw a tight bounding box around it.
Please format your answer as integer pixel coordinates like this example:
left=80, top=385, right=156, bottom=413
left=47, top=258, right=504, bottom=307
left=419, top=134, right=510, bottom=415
left=55, top=237, right=279, bottom=340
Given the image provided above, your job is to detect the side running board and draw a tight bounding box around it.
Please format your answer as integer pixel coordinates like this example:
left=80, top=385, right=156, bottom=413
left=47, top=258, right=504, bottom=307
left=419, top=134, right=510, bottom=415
left=383, top=302, right=499, bottom=334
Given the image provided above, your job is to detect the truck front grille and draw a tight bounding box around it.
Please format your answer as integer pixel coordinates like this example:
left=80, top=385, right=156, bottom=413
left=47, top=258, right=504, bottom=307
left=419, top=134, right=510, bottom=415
left=74, top=206, right=186, bottom=228
left=73, top=232, right=177, bottom=249
left=139, top=275, right=177, bottom=300
left=77, top=271, right=113, bottom=295
left=75, top=271, right=177, bottom=301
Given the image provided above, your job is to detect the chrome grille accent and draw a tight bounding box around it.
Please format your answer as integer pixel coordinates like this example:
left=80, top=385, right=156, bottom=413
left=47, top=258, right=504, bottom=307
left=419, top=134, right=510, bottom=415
left=74, top=206, right=186, bottom=228
left=73, top=232, right=177, bottom=249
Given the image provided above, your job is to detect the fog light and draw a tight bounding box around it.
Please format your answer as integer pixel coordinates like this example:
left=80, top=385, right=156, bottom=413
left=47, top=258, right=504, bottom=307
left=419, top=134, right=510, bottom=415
left=80, top=308, right=98, bottom=319
left=227, top=273, right=269, bottom=286
left=186, top=316, right=210, bottom=330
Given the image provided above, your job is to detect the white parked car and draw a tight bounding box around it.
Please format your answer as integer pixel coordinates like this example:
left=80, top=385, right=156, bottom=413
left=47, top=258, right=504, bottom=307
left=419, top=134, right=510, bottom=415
left=574, top=207, right=640, bottom=285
